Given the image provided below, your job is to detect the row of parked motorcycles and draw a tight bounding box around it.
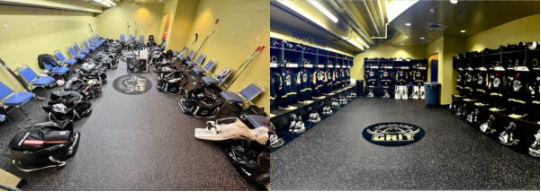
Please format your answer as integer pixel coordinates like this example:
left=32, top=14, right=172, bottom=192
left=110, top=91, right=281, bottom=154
left=6, top=38, right=122, bottom=173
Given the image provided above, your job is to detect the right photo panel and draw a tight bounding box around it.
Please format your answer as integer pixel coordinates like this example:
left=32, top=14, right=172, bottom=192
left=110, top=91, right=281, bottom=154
left=269, top=0, right=540, bottom=190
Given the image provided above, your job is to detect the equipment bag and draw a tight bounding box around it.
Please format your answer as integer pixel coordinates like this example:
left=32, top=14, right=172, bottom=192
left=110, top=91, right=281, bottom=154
left=37, top=54, right=61, bottom=69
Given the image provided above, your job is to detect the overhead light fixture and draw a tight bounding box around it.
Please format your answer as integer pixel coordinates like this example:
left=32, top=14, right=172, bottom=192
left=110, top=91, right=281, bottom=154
left=450, top=0, right=458, bottom=4
left=308, top=1, right=338, bottom=23
left=356, top=37, right=369, bottom=49
left=405, top=23, right=411, bottom=26
left=460, top=30, right=466, bottom=33
left=386, top=0, right=419, bottom=23
left=343, top=37, right=364, bottom=50
left=401, top=44, right=404, bottom=45
left=420, top=37, right=425, bottom=39
left=276, top=1, right=325, bottom=28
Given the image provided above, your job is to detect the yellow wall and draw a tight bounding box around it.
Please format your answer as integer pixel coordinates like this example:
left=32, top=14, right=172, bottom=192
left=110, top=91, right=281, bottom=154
left=442, top=36, right=465, bottom=105
left=0, top=4, right=97, bottom=91
left=96, top=1, right=163, bottom=41
left=466, top=14, right=541, bottom=52
left=184, top=0, right=270, bottom=112
left=166, top=0, right=200, bottom=51
left=351, top=44, right=426, bottom=84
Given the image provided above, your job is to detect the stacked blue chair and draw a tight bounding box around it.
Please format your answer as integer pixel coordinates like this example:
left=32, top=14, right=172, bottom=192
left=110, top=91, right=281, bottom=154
left=83, top=41, right=97, bottom=52
left=74, top=43, right=90, bottom=55
left=220, top=83, right=265, bottom=113
left=191, top=59, right=217, bottom=75
left=129, top=35, right=135, bottom=42
left=89, top=36, right=103, bottom=48
left=0, top=82, right=35, bottom=120
left=139, top=35, right=144, bottom=43
left=43, top=63, right=69, bottom=78
left=68, top=47, right=86, bottom=60
left=201, top=67, right=233, bottom=88
left=186, top=54, right=206, bottom=69
left=16, top=65, right=55, bottom=97
left=54, top=50, right=77, bottom=66
left=120, top=34, right=126, bottom=42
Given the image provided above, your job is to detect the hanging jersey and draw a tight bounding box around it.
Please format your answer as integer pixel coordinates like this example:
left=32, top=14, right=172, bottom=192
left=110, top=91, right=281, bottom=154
left=475, top=71, right=488, bottom=95
left=506, top=72, right=528, bottom=105
left=366, top=69, right=377, bottom=88
left=270, top=70, right=276, bottom=106
left=396, top=70, right=408, bottom=85
left=325, top=69, right=333, bottom=93
left=531, top=73, right=540, bottom=105
left=276, top=68, right=297, bottom=104
left=297, top=69, right=312, bottom=101
left=488, top=72, right=504, bottom=98
left=333, top=69, right=341, bottom=89
left=464, top=71, right=474, bottom=92
left=380, top=69, right=392, bottom=88
left=414, top=70, right=426, bottom=84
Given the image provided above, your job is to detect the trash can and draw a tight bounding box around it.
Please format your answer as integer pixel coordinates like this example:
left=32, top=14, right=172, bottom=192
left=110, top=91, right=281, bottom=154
left=424, top=82, right=441, bottom=106
left=356, top=80, right=364, bottom=95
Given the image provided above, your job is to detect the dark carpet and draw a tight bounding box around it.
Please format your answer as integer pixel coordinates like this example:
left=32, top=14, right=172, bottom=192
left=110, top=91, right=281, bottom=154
left=0, top=60, right=256, bottom=190
left=271, top=98, right=540, bottom=190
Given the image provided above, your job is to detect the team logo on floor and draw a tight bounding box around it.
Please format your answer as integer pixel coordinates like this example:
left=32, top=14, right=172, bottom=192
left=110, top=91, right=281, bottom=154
left=362, top=123, right=425, bottom=146
left=113, top=74, right=152, bottom=95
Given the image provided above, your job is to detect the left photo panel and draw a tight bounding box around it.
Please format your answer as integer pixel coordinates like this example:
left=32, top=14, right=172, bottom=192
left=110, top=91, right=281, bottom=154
left=0, top=0, right=270, bottom=190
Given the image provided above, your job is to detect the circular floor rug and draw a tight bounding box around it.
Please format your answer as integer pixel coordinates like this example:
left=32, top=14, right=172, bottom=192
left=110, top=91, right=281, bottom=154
left=362, top=122, right=425, bottom=147
left=113, top=74, right=152, bottom=95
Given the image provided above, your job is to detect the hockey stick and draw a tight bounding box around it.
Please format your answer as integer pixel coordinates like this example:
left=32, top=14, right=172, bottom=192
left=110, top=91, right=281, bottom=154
left=172, top=33, right=199, bottom=63
left=194, top=19, right=220, bottom=57
left=88, top=24, right=95, bottom=35
left=224, top=46, right=265, bottom=90
left=0, top=58, right=32, bottom=92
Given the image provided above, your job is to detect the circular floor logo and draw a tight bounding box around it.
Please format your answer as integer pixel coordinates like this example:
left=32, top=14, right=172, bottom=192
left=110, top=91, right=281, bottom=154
left=113, top=74, right=152, bottom=95
left=362, top=122, right=425, bottom=146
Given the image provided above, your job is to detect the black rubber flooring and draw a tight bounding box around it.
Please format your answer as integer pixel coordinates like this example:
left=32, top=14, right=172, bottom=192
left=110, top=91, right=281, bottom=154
left=0, top=61, right=256, bottom=190
left=271, top=98, right=540, bottom=190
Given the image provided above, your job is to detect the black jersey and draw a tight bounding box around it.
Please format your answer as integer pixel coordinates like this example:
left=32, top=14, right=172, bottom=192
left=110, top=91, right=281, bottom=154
left=464, top=71, right=475, bottom=93
left=413, top=70, right=426, bottom=85
left=275, top=68, right=297, bottom=105
left=296, top=69, right=312, bottom=101
left=456, top=70, right=467, bottom=90
left=475, top=71, right=489, bottom=102
left=270, top=70, right=276, bottom=106
left=396, top=69, right=409, bottom=86
left=365, top=69, right=377, bottom=88
left=488, top=72, right=504, bottom=98
left=380, top=69, right=392, bottom=88
left=333, top=69, right=341, bottom=89
left=325, top=69, right=333, bottom=93
left=506, top=72, right=529, bottom=105
left=531, top=72, right=540, bottom=105
left=313, top=68, right=326, bottom=97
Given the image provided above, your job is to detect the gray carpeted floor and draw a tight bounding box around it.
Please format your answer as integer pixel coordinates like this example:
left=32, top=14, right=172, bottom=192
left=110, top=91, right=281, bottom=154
left=271, top=98, right=540, bottom=190
left=0, top=60, right=256, bottom=190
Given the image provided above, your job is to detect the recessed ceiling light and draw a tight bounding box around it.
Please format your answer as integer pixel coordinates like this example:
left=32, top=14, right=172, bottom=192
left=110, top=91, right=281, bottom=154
left=401, top=44, right=404, bottom=45
left=405, top=23, right=411, bottom=26
left=450, top=0, right=458, bottom=4
left=460, top=30, right=466, bottom=33
left=420, top=37, right=425, bottom=39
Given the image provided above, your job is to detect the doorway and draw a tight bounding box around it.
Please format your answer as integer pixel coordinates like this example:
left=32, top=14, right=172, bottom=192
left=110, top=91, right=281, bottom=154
left=428, top=53, right=438, bottom=82
left=160, top=13, right=172, bottom=45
